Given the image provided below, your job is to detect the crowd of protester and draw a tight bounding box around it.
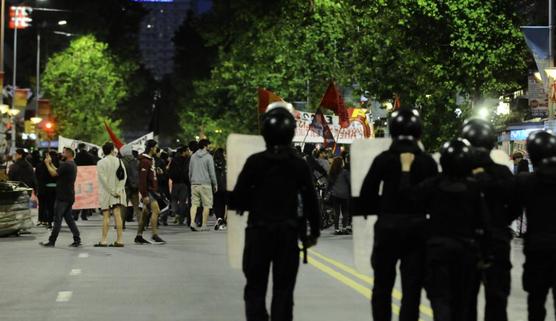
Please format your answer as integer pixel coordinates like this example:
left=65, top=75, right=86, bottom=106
left=4, top=137, right=230, bottom=247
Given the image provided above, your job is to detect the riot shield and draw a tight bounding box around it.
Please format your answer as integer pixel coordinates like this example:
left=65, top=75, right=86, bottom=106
left=350, top=138, right=392, bottom=274
left=226, top=134, right=266, bottom=269
left=490, top=149, right=513, bottom=171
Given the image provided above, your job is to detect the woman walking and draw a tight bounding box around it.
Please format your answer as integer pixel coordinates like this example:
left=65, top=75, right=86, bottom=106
left=95, top=142, right=127, bottom=247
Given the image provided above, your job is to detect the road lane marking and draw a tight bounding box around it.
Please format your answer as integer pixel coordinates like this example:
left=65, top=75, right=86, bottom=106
left=306, top=256, right=423, bottom=320
left=78, top=253, right=89, bottom=258
left=69, top=269, right=81, bottom=276
left=308, top=248, right=434, bottom=318
left=56, top=291, right=73, bottom=302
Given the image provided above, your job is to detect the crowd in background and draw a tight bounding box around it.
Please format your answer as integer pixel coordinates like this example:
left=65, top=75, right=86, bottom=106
left=4, top=138, right=229, bottom=241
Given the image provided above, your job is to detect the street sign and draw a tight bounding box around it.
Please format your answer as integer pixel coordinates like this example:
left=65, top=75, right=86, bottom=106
left=9, top=6, right=32, bottom=30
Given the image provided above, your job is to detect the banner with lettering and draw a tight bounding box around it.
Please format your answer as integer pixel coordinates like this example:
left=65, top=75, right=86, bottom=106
left=293, top=110, right=370, bottom=144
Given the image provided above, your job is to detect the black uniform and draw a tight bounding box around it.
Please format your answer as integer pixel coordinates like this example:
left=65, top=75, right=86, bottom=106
left=469, top=158, right=516, bottom=321
left=403, top=173, right=488, bottom=321
left=513, top=164, right=556, bottom=321
left=229, top=148, right=320, bottom=321
left=357, top=139, right=438, bottom=321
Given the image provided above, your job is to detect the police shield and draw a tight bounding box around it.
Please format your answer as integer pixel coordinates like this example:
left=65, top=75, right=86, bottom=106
left=226, top=134, right=266, bottom=269
left=350, top=138, right=392, bottom=274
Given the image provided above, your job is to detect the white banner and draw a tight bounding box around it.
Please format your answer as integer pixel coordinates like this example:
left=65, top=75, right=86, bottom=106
left=121, top=132, right=154, bottom=154
left=292, top=111, right=368, bottom=144
left=58, top=136, right=100, bottom=155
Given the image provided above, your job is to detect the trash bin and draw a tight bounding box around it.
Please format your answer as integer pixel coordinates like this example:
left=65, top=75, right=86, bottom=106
left=0, top=181, right=32, bottom=237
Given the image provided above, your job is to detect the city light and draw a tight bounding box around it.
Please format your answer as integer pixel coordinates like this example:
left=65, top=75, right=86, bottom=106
left=477, top=107, right=489, bottom=119
left=45, top=121, right=53, bottom=129
left=58, top=20, right=67, bottom=26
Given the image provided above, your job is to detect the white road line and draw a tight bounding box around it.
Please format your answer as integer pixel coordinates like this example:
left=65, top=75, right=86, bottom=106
left=78, top=253, right=89, bottom=258
left=69, top=269, right=81, bottom=276
left=56, top=291, right=73, bottom=302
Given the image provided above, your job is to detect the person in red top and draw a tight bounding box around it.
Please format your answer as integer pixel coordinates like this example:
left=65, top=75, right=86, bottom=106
left=134, top=139, right=166, bottom=245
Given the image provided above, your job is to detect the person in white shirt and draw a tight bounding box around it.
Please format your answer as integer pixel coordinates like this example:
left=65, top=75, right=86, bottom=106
left=95, top=142, right=127, bottom=247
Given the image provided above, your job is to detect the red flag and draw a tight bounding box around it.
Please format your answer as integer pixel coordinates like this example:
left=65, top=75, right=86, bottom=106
left=104, top=120, right=124, bottom=150
left=258, top=88, right=284, bottom=113
left=309, top=108, right=335, bottom=148
left=393, top=94, right=401, bottom=110
left=319, top=81, right=350, bottom=128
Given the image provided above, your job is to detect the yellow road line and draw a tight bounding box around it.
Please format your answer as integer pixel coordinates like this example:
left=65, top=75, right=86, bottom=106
left=306, top=255, right=425, bottom=321
left=308, top=248, right=434, bottom=317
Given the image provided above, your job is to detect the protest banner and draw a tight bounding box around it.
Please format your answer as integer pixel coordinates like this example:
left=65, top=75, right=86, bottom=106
left=58, top=136, right=101, bottom=157
left=73, top=166, right=99, bottom=210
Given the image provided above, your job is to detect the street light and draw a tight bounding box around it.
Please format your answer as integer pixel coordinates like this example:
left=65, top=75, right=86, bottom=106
left=0, top=104, right=9, bottom=114
left=57, top=20, right=66, bottom=25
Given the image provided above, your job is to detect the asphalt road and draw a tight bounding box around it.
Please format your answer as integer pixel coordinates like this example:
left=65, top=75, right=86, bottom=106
left=0, top=213, right=545, bottom=321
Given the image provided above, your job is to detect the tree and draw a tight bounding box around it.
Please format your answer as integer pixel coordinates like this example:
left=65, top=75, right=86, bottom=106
left=174, top=0, right=529, bottom=150
left=348, top=0, right=528, bottom=149
left=174, top=0, right=355, bottom=144
left=42, top=35, right=135, bottom=144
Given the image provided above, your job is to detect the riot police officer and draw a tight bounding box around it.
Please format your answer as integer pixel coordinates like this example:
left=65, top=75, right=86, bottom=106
left=358, top=108, right=438, bottom=321
left=461, top=119, right=516, bottom=321
left=400, top=138, right=489, bottom=321
left=229, top=103, right=321, bottom=321
left=513, top=131, right=556, bottom=321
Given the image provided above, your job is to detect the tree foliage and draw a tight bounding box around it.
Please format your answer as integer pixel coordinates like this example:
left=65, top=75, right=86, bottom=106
left=175, top=0, right=529, bottom=150
left=42, top=35, right=136, bottom=144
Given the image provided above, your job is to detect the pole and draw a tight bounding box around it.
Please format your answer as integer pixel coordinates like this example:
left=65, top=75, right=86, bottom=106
left=0, top=0, right=5, bottom=102
left=11, top=24, right=16, bottom=153
left=35, top=33, right=40, bottom=147
left=549, top=0, right=555, bottom=119
left=550, top=0, right=554, bottom=67
left=36, top=34, right=40, bottom=111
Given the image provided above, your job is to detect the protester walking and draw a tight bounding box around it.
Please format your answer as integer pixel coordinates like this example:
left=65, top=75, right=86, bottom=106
left=95, top=142, right=127, bottom=247
left=135, top=139, right=166, bottom=245
left=40, top=148, right=81, bottom=247
left=188, top=139, right=217, bottom=231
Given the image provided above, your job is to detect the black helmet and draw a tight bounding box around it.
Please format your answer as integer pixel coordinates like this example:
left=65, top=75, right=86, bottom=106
left=440, top=138, right=474, bottom=177
left=388, top=108, right=422, bottom=139
left=461, top=118, right=496, bottom=150
left=526, top=130, right=556, bottom=167
left=262, top=104, right=296, bottom=148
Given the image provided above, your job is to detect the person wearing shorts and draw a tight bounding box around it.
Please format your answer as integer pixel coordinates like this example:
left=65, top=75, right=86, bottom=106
left=188, top=139, right=217, bottom=231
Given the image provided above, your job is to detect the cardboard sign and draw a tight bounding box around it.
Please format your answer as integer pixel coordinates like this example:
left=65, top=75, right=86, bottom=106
left=73, top=166, right=99, bottom=210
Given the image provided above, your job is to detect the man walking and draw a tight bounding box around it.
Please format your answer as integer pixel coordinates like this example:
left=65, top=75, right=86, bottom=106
left=40, top=148, right=81, bottom=248
left=95, top=142, right=127, bottom=247
left=135, top=139, right=166, bottom=245
left=188, top=139, right=217, bottom=231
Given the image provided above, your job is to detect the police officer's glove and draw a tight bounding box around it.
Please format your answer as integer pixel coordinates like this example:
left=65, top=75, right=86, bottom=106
left=306, top=235, right=318, bottom=248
